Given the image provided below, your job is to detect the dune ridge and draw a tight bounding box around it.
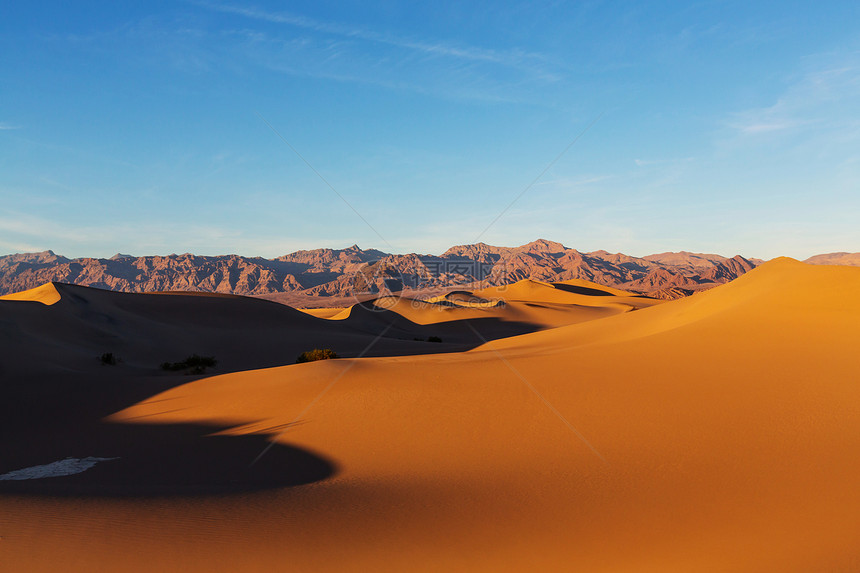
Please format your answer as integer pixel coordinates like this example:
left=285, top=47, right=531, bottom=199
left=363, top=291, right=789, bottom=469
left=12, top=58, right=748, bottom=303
left=0, top=281, right=61, bottom=305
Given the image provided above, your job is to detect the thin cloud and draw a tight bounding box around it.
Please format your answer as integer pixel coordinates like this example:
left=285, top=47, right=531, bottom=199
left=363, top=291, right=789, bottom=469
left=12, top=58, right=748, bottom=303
left=727, top=98, right=810, bottom=134
left=0, top=122, right=22, bottom=130
left=535, top=174, right=614, bottom=187
left=732, top=121, right=798, bottom=134
left=726, top=56, right=860, bottom=138
left=0, top=213, right=95, bottom=244
left=198, top=1, right=546, bottom=70
left=0, top=240, right=48, bottom=255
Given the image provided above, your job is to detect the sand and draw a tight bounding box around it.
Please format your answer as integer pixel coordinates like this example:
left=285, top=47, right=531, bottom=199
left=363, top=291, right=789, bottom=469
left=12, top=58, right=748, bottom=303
left=0, top=282, right=61, bottom=305
left=2, top=260, right=859, bottom=571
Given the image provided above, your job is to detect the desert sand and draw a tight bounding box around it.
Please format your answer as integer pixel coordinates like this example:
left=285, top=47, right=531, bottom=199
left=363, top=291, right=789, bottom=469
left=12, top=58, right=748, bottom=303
left=2, top=258, right=860, bottom=571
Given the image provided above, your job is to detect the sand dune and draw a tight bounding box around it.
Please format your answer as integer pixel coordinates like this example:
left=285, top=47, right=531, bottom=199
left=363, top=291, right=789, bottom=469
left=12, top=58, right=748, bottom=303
left=0, top=282, right=61, bottom=305
left=293, top=278, right=659, bottom=345
left=2, top=261, right=860, bottom=571
left=338, top=278, right=659, bottom=329
left=300, top=307, right=348, bottom=319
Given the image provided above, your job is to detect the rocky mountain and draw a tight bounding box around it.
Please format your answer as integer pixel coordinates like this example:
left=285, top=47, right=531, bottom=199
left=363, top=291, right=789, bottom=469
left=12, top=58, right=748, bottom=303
left=804, top=252, right=860, bottom=266
left=0, top=241, right=761, bottom=301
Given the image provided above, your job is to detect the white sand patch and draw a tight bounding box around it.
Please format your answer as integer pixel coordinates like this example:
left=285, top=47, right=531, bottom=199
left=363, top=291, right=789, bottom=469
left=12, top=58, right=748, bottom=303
left=0, top=457, right=119, bottom=480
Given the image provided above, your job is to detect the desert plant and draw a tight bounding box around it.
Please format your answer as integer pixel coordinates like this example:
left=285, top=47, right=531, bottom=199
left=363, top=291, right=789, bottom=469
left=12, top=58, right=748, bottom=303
left=100, top=352, right=117, bottom=365
left=296, top=348, right=339, bottom=363
left=161, top=354, right=217, bottom=374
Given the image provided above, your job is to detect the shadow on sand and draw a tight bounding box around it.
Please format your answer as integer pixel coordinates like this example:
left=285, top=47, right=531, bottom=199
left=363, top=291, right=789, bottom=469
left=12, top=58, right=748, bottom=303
left=0, top=422, right=335, bottom=498
left=0, top=375, right=336, bottom=498
left=550, top=283, right=614, bottom=297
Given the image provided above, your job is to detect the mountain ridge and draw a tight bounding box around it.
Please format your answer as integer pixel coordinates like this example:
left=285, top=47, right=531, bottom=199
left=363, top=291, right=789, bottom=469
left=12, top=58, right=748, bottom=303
left=0, top=239, right=821, bottom=301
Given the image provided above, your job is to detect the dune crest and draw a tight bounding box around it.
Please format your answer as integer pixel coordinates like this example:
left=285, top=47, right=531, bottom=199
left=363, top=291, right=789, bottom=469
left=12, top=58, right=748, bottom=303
left=0, top=281, right=61, bottom=305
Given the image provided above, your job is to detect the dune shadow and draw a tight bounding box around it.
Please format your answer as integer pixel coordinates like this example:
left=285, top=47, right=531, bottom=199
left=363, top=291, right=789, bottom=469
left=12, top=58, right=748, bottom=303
left=0, top=421, right=335, bottom=498
left=0, top=375, right=336, bottom=498
left=550, top=283, right=614, bottom=296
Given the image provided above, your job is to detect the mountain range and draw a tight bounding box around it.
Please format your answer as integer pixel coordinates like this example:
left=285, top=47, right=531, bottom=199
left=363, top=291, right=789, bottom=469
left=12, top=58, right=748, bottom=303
left=0, top=239, right=854, bottom=302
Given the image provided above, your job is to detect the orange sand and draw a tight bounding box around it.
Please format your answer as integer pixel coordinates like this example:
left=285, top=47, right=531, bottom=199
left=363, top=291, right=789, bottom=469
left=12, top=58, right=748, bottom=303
left=0, top=282, right=61, bottom=305
left=300, top=307, right=348, bottom=319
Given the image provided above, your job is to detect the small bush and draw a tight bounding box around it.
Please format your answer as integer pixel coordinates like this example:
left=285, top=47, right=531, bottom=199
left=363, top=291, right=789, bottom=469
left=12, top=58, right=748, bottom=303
left=100, top=352, right=117, bottom=366
left=427, top=336, right=443, bottom=343
left=161, top=354, right=217, bottom=374
left=296, top=348, right=339, bottom=363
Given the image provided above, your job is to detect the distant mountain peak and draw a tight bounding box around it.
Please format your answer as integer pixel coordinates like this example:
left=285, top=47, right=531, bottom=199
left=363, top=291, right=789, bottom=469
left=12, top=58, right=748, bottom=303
left=804, top=252, right=860, bottom=267
left=519, top=239, right=567, bottom=252
left=109, top=253, right=134, bottom=261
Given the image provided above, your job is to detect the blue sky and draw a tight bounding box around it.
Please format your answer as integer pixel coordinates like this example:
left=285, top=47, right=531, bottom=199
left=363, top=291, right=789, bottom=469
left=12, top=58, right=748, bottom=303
left=1, top=1, right=858, bottom=260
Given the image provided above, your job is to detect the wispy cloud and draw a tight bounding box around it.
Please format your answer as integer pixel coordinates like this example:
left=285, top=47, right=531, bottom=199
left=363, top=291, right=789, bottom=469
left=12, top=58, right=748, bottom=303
left=0, top=240, right=48, bottom=255
left=535, top=174, right=614, bottom=187
left=727, top=56, right=860, bottom=138
left=198, top=1, right=545, bottom=69
left=195, top=2, right=567, bottom=103
left=0, top=122, right=22, bottom=130
left=727, top=101, right=811, bottom=135
left=0, top=213, right=96, bottom=244
left=732, top=121, right=799, bottom=135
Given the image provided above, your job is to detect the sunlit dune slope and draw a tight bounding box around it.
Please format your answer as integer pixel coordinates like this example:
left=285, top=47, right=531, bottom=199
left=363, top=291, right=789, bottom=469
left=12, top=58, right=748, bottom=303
left=0, top=281, right=61, bottom=305
left=328, top=278, right=661, bottom=336
left=300, top=307, right=348, bottom=319
left=488, top=255, right=860, bottom=352
left=478, top=277, right=640, bottom=299
left=80, top=258, right=860, bottom=571
left=472, top=277, right=649, bottom=306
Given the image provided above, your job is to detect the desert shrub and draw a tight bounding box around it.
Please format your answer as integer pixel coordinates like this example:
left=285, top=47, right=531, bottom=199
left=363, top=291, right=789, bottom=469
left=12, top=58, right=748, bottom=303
left=100, top=352, right=117, bottom=365
left=161, top=354, right=217, bottom=374
left=296, top=348, right=339, bottom=363
left=427, top=336, right=443, bottom=343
